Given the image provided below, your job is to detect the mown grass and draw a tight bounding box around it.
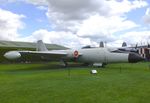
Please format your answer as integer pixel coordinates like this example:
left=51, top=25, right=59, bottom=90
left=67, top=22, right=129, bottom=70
left=0, top=62, right=150, bottom=103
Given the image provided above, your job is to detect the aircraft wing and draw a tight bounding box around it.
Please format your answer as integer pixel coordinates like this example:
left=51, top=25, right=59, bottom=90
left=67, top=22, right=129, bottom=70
left=107, top=48, right=122, bottom=53
left=107, top=48, right=125, bottom=53
left=4, top=50, right=67, bottom=61
left=108, top=47, right=138, bottom=53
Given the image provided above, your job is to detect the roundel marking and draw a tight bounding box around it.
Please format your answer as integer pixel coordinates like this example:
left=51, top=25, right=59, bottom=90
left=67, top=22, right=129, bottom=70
left=74, top=50, right=79, bottom=58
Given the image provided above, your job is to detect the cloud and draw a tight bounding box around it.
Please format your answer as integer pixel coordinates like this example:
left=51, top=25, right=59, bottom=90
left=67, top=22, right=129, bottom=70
left=36, top=6, right=48, bottom=11
left=0, top=0, right=16, bottom=3
left=107, top=0, right=148, bottom=16
left=24, top=0, right=47, bottom=6
left=105, top=30, right=150, bottom=47
left=119, top=31, right=150, bottom=46
left=77, top=15, right=139, bottom=42
left=46, top=0, right=109, bottom=20
left=0, top=8, right=25, bottom=41
left=23, top=0, right=148, bottom=31
left=0, top=0, right=149, bottom=48
left=44, top=0, right=148, bottom=33
left=143, top=8, right=150, bottom=24
left=42, top=0, right=148, bottom=45
left=22, top=29, right=96, bottom=48
left=45, top=0, right=110, bottom=32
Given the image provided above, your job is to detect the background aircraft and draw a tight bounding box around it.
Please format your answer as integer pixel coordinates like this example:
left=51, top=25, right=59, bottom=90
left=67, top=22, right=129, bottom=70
left=82, top=41, right=138, bottom=54
left=4, top=40, right=144, bottom=67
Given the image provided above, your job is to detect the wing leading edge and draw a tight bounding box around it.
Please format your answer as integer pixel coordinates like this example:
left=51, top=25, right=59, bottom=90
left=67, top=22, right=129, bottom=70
left=4, top=50, right=67, bottom=61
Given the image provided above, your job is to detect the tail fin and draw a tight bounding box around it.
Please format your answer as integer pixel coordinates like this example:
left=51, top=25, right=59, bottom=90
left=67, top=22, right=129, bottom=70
left=122, top=42, right=127, bottom=47
left=36, top=40, right=48, bottom=51
left=99, top=41, right=104, bottom=48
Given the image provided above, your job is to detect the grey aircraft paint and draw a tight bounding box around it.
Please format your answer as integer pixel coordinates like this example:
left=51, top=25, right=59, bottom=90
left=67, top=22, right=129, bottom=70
left=4, top=40, right=144, bottom=66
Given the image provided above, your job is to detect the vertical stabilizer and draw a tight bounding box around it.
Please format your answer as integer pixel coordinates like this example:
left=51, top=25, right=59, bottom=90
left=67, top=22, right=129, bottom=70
left=99, top=41, right=104, bottom=48
left=122, top=42, right=127, bottom=47
left=36, top=40, right=48, bottom=51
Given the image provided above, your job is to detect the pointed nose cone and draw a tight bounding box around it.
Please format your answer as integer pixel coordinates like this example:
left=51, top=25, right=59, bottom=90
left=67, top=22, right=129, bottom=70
left=4, top=51, right=21, bottom=60
left=128, top=53, right=145, bottom=63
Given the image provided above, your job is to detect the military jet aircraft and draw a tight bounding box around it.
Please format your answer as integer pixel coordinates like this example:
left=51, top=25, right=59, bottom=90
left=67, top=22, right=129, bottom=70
left=116, top=42, right=138, bottom=53
left=4, top=40, right=144, bottom=67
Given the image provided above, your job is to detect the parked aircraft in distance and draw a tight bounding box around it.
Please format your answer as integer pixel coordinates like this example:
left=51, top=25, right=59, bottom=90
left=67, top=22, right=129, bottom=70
left=82, top=41, right=138, bottom=53
left=116, top=42, right=138, bottom=53
left=4, top=40, right=144, bottom=67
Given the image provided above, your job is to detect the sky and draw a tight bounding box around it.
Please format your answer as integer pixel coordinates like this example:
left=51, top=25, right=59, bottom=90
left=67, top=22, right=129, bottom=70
left=0, top=0, right=150, bottom=48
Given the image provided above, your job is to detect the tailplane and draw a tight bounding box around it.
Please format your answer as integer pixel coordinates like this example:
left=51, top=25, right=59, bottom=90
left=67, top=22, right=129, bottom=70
left=36, top=40, right=48, bottom=51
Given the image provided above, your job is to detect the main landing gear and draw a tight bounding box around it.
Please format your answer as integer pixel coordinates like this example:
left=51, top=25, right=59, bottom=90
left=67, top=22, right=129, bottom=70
left=60, top=60, right=68, bottom=67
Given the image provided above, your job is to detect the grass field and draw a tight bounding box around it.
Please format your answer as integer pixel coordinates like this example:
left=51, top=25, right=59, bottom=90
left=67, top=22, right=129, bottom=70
left=0, top=62, right=150, bottom=103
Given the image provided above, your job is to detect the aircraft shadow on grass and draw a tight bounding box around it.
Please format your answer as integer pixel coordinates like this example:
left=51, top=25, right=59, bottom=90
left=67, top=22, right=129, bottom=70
left=4, top=63, right=89, bottom=73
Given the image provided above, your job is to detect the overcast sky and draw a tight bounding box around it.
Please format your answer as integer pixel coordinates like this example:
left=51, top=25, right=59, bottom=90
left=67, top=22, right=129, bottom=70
left=0, top=0, right=150, bottom=48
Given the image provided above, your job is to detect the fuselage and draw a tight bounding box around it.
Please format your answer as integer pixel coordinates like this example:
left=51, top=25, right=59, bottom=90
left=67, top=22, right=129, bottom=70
left=61, top=48, right=142, bottom=63
left=4, top=47, right=144, bottom=64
